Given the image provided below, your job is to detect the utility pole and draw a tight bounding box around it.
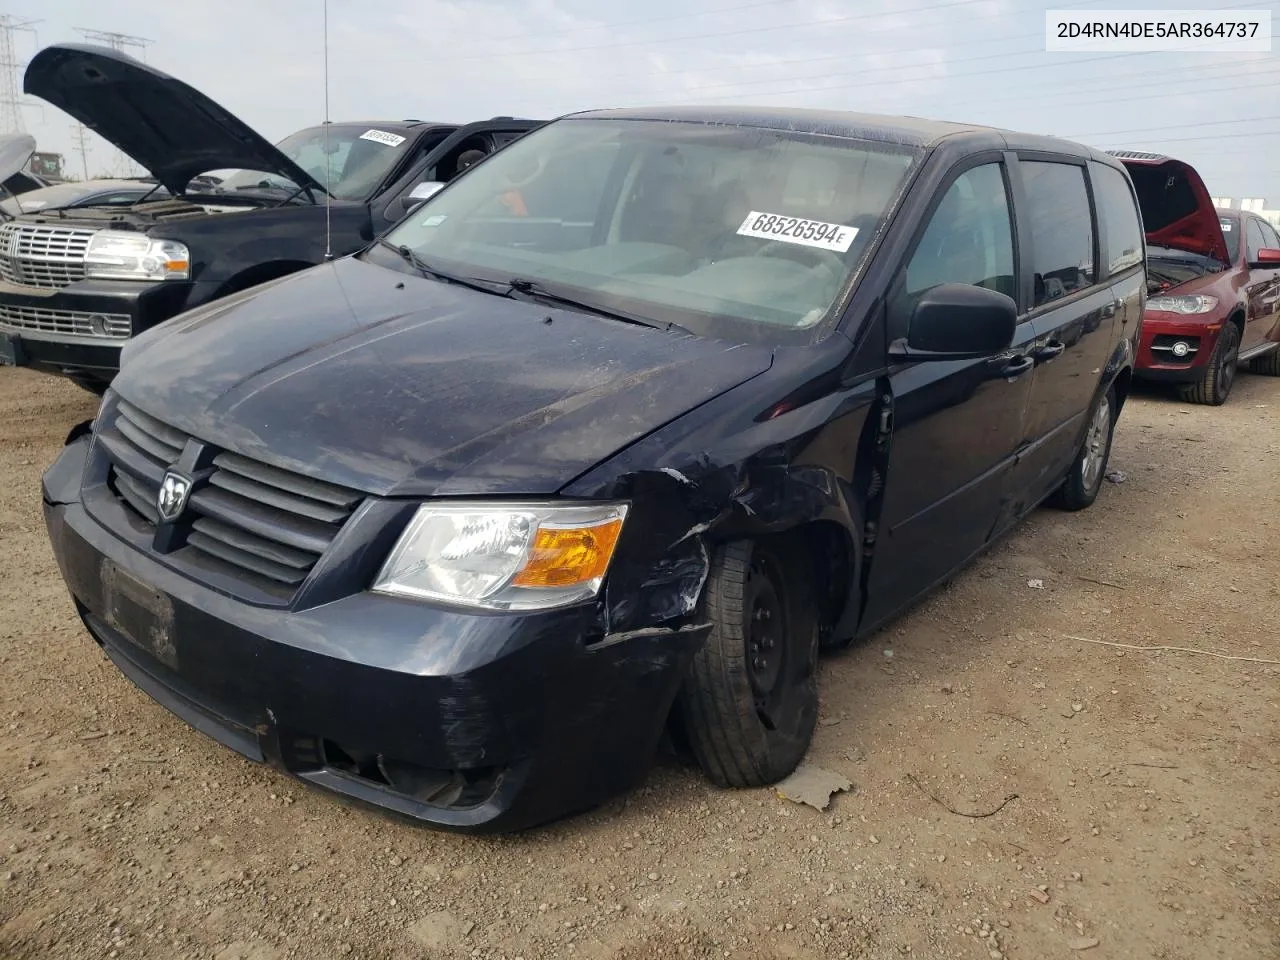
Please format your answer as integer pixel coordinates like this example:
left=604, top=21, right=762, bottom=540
left=0, top=15, right=39, bottom=135
left=75, top=29, right=153, bottom=177
left=70, top=123, right=90, bottom=180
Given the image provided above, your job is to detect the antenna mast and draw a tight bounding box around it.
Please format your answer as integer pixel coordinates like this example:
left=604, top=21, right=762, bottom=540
left=0, top=15, right=39, bottom=135
left=322, top=0, right=333, bottom=260
left=75, top=29, right=153, bottom=177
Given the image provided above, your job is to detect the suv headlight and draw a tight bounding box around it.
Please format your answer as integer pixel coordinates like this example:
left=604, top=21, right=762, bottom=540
left=372, top=502, right=628, bottom=610
left=84, top=231, right=190, bottom=281
left=1146, top=294, right=1217, bottom=315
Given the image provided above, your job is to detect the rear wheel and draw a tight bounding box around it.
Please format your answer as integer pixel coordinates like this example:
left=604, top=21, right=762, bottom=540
left=1249, top=344, right=1280, bottom=376
left=1179, top=323, right=1239, bottom=405
left=1048, top=385, right=1115, bottom=512
left=676, top=539, right=819, bottom=788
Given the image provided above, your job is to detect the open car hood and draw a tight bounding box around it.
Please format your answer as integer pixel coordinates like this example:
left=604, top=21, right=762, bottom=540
left=0, top=134, right=36, bottom=188
left=24, top=44, right=324, bottom=196
left=1110, top=150, right=1230, bottom=265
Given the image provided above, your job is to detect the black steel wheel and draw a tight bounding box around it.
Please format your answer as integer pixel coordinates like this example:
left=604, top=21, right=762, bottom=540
left=676, top=538, right=819, bottom=788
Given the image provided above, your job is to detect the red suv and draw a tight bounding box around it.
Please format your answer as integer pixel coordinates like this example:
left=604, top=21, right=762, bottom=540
left=1112, top=150, right=1280, bottom=405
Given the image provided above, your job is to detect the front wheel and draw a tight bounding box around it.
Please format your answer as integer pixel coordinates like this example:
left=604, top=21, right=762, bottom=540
left=1048, top=385, right=1116, bottom=512
left=676, top=539, right=819, bottom=788
left=1179, top=323, right=1239, bottom=405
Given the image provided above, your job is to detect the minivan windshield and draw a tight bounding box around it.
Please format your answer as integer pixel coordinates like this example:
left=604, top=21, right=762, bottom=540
left=217, top=124, right=414, bottom=201
left=380, top=118, right=921, bottom=341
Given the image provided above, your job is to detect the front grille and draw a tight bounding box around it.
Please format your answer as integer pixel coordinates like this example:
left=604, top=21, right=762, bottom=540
left=0, top=303, right=130, bottom=339
left=0, top=222, right=94, bottom=289
left=98, top=399, right=364, bottom=600
left=1151, top=333, right=1200, bottom=365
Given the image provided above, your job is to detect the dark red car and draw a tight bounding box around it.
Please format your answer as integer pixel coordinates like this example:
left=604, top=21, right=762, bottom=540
left=1112, top=150, right=1280, bottom=405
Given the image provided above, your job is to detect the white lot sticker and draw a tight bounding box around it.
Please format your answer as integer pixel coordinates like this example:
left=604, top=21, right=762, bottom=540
left=737, top=211, right=858, bottom=252
left=1221, top=222, right=1232, bottom=231
left=420, top=214, right=447, bottom=227
left=360, top=128, right=407, bottom=148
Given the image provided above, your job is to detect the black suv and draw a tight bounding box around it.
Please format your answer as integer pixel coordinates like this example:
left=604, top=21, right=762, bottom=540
left=0, top=43, right=540, bottom=392
left=43, top=106, right=1144, bottom=832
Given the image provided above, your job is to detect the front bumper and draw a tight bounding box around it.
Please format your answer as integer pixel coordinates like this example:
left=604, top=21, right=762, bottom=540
left=42, top=436, right=707, bottom=832
left=1134, top=313, right=1223, bottom=381
left=0, top=278, right=192, bottom=379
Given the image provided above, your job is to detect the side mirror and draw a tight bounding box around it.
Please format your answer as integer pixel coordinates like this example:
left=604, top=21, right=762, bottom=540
left=1251, top=247, right=1280, bottom=266
left=401, top=181, right=446, bottom=214
left=888, top=283, right=1017, bottom=362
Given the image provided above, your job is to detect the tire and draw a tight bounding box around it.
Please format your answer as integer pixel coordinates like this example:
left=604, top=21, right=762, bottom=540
left=1249, top=344, right=1280, bottom=376
left=67, top=375, right=109, bottom=397
left=676, top=538, right=820, bottom=788
left=1047, top=385, right=1116, bottom=512
left=1179, top=323, right=1240, bottom=405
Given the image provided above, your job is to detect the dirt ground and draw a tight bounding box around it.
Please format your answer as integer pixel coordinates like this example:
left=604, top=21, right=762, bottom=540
left=0, top=366, right=1277, bottom=960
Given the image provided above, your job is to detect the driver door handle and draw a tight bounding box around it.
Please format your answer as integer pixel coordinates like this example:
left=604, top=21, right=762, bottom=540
left=986, top=354, right=1035, bottom=379
left=1033, top=339, right=1066, bottom=362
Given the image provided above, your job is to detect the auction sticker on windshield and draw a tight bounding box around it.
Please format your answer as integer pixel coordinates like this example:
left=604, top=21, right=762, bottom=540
left=360, top=129, right=407, bottom=148
left=737, top=211, right=858, bottom=252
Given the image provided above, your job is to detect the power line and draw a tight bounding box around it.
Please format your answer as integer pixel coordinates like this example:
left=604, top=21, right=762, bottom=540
left=1066, top=115, right=1280, bottom=140
left=1098, top=129, right=1280, bottom=147
left=0, top=14, right=38, bottom=135
left=655, top=55, right=1280, bottom=108
left=479, top=0, right=1272, bottom=107
left=609, top=47, right=1273, bottom=109
left=382, top=0, right=1127, bottom=65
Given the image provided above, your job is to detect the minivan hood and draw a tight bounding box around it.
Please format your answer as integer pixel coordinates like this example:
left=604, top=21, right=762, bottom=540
left=24, top=44, right=323, bottom=196
left=1111, top=150, right=1230, bottom=264
left=113, top=257, right=774, bottom=498
left=0, top=133, right=36, bottom=187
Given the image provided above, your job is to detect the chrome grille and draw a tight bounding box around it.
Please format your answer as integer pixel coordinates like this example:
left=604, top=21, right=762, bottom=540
left=0, top=222, right=93, bottom=289
left=97, top=399, right=363, bottom=600
left=0, top=303, right=130, bottom=339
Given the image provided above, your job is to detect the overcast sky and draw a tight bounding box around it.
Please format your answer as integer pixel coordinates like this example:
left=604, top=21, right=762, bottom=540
left=5, top=0, right=1276, bottom=199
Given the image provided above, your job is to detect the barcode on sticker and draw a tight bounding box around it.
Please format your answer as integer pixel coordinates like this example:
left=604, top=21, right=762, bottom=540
left=360, top=129, right=407, bottom=148
left=737, top=211, right=858, bottom=252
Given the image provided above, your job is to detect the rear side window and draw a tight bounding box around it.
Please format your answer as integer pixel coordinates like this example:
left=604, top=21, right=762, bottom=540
left=1090, top=163, right=1143, bottom=275
left=1021, top=161, right=1097, bottom=308
left=1260, top=219, right=1280, bottom=250
left=904, top=163, right=1015, bottom=300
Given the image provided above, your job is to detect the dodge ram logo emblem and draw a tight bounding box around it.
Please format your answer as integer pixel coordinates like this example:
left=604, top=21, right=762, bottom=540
left=157, top=471, right=192, bottom=522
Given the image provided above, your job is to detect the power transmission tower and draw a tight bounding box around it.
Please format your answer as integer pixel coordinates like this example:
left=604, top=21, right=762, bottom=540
left=75, top=28, right=154, bottom=177
left=0, top=15, right=39, bottom=135
left=70, top=123, right=90, bottom=180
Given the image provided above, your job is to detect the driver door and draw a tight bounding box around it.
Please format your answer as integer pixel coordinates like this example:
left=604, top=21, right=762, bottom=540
left=861, top=157, right=1039, bottom=629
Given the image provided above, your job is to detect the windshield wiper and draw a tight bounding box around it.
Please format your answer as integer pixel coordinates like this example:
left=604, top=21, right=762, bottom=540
left=506, top=278, right=690, bottom=334
left=374, top=238, right=512, bottom=297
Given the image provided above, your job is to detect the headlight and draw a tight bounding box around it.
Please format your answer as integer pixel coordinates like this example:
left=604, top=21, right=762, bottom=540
left=84, top=231, right=190, bottom=281
left=372, top=502, right=628, bottom=610
left=1146, top=294, right=1217, bottom=315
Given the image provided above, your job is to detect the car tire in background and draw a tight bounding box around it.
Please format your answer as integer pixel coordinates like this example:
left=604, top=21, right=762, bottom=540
left=676, top=538, right=819, bottom=788
left=1048, top=385, right=1116, bottom=512
left=1179, top=323, right=1240, bottom=406
left=67, top=375, right=109, bottom=397
left=1248, top=344, right=1280, bottom=376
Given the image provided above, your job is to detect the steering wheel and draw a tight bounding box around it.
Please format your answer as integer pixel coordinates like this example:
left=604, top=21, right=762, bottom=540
left=752, top=240, right=845, bottom=274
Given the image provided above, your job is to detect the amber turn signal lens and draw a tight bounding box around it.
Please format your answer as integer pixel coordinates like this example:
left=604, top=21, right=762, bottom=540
left=512, top=518, right=624, bottom=588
